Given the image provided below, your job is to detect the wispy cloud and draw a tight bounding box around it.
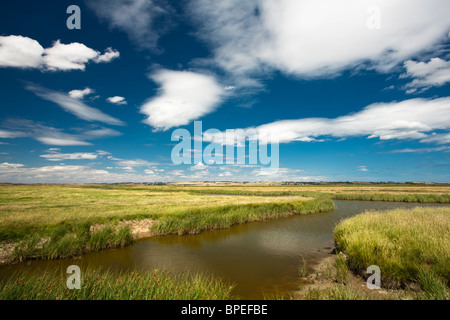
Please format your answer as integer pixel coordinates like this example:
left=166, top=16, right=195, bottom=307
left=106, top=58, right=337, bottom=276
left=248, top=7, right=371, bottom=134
left=204, top=97, right=450, bottom=145
left=420, top=133, right=450, bottom=145
left=0, top=119, right=122, bottom=146
left=386, top=146, right=450, bottom=154
left=39, top=149, right=112, bottom=162
left=0, top=35, right=119, bottom=71
left=86, top=0, right=174, bottom=50
left=114, top=159, right=157, bottom=167
left=27, top=84, right=125, bottom=126
left=40, top=151, right=100, bottom=161
left=401, top=58, right=450, bottom=94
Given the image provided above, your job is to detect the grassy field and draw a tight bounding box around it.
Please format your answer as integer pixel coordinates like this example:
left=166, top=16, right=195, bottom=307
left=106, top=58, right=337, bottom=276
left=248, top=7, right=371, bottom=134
left=1, top=183, right=449, bottom=263
left=0, top=183, right=449, bottom=300
left=333, top=207, right=450, bottom=299
left=0, top=184, right=334, bottom=262
left=0, top=268, right=234, bottom=300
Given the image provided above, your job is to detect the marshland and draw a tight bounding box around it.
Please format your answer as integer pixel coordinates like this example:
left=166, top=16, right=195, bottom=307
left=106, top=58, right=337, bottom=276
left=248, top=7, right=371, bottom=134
left=0, top=183, right=448, bottom=300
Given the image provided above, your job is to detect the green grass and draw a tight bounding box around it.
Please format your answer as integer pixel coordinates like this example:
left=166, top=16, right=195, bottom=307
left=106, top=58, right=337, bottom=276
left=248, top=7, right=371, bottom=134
left=334, top=207, right=450, bottom=299
left=298, top=256, right=308, bottom=278
left=329, top=193, right=450, bottom=203
left=0, top=268, right=234, bottom=300
left=152, top=197, right=335, bottom=235
left=12, top=224, right=133, bottom=261
left=184, top=188, right=450, bottom=203
left=1, top=184, right=447, bottom=263
left=0, top=185, right=334, bottom=262
left=335, top=252, right=349, bottom=283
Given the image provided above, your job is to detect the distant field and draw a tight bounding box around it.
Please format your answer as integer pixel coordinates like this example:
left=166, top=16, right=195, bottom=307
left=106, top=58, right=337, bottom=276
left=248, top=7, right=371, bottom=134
left=166, top=183, right=450, bottom=195
left=0, top=184, right=312, bottom=235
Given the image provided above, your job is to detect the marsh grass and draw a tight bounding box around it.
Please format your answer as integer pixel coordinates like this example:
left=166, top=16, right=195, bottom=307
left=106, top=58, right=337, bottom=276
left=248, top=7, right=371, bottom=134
left=335, top=252, right=349, bottom=283
left=334, top=207, right=450, bottom=299
left=1, top=184, right=447, bottom=263
left=0, top=268, right=234, bottom=300
left=12, top=224, right=132, bottom=261
left=0, top=185, right=318, bottom=241
left=298, top=256, right=308, bottom=278
left=416, top=269, right=448, bottom=300
left=0, top=185, right=334, bottom=262
left=88, top=225, right=133, bottom=251
left=151, top=197, right=335, bottom=235
left=189, top=187, right=450, bottom=203
left=329, top=193, right=450, bottom=203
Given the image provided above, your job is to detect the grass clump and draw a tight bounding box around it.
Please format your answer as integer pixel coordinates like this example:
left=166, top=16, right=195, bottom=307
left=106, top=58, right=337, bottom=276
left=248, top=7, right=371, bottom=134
left=334, top=207, right=450, bottom=299
left=88, top=225, right=133, bottom=251
left=335, top=252, right=349, bottom=283
left=298, top=256, right=308, bottom=278
left=12, top=224, right=133, bottom=262
left=0, top=268, right=234, bottom=300
left=152, top=197, right=334, bottom=236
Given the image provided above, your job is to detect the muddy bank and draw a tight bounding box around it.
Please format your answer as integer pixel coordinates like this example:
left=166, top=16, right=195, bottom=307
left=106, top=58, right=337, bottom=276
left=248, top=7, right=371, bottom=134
left=0, top=219, right=155, bottom=265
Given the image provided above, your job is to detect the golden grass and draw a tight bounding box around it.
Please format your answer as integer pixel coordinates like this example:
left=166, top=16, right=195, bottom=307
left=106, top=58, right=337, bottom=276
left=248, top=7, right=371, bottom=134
left=334, top=207, right=450, bottom=298
left=0, top=185, right=311, bottom=234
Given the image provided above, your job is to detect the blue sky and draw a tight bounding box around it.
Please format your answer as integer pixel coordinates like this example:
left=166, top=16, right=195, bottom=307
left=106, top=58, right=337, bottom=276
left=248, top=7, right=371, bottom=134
left=0, top=0, right=449, bottom=183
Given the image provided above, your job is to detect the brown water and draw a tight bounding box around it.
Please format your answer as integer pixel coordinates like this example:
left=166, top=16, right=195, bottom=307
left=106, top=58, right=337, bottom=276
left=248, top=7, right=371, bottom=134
left=0, top=200, right=448, bottom=299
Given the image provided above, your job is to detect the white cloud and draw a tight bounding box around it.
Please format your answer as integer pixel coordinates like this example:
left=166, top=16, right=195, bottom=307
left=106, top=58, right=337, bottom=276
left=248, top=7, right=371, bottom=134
left=86, top=0, right=173, bottom=50
left=189, top=0, right=450, bottom=85
left=402, top=58, right=450, bottom=93
left=69, top=87, right=95, bottom=99
left=205, top=97, right=450, bottom=145
left=0, top=160, right=322, bottom=183
left=0, top=129, right=27, bottom=139
left=115, top=159, right=156, bottom=167
left=387, top=146, right=450, bottom=154
left=27, top=84, right=124, bottom=126
left=0, top=36, right=119, bottom=71
left=40, top=152, right=99, bottom=161
left=43, top=40, right=98, bottom=71
left=107, top=96, right=127, bottom=105
left=83, top=128, right=122, bottom=138
left=0, top=119, right=122, bottom=146
left=93, top=47, right=121, bottom=63
left=358, top=166, right=369, bottom=172
left=140, top=69, right=224, bottom=131
left=420, top=133, right=450, bottom=145
left=249, top=167, right=323, bottom=182
left=191, top=162, right=208, bottom=170
left=0, top=35, right=44, bottom=68
left=0, top=162, right=24, bottom=169
left=35, top=137, right=92, bottom=146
